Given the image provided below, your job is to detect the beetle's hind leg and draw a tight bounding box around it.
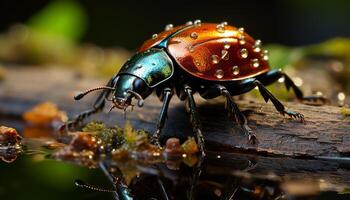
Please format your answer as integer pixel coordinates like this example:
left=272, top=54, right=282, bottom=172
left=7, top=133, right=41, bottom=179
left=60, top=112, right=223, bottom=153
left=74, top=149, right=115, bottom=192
left=257, top=69, right=328, bottom=104
left=219, top=86, right=257, bottom=143
left=253, top=80, right=305, bottom=121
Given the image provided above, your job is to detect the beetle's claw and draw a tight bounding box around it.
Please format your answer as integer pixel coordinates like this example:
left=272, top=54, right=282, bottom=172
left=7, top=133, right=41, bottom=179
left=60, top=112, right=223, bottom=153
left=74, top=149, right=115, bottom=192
left=282, top=110, right=305, bottom=122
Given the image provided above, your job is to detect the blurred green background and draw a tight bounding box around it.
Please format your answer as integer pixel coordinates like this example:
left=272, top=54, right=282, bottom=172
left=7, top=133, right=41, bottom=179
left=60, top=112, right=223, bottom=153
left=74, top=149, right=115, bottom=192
left=0, top=1, right=350, bottom=200
left=1, top=0, right=350, bottom=49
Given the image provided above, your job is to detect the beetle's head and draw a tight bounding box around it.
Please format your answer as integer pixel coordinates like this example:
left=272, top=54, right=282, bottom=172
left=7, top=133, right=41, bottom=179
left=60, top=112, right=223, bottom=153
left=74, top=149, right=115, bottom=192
left=110, top=74, right=151, bottom=110
left=74, top=48, right=173, bottom=111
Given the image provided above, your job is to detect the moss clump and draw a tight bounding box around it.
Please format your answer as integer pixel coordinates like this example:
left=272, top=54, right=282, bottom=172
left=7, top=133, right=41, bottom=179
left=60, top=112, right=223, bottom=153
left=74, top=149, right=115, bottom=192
left=82, top=121, right=124, bottom=149
left=339, top=107, right=350, bottom=117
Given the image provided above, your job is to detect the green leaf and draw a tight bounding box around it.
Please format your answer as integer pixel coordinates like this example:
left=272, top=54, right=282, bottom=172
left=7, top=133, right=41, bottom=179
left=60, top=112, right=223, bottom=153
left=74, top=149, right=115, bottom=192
left=28, top=0, right=87, bottom=41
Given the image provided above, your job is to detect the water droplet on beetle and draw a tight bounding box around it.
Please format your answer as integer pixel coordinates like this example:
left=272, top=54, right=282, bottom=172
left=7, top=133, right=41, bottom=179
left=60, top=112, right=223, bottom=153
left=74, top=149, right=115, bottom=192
left=195, top=60, right=200, bottom=66
left=186, top=21, right=193, bottom=25
left=251, top=58, right=260, bottom=68
left=240, top=48, right=248, bottom=59
left=152, top=34, right=158, bottom=39
left=190, top=32, right=198, bottom=39
left=262, top=49, right=269, bottom=61
left=232, top=66, right=239, bottom=75
left=253, top=40, right=262, bottom=52
left=216, top=24, right=225, bottom=33
left=188, top=46, right=195, bottom=53
left=194, top=19, right=201, bottom=26
left=221, top=50, right=229, bottom=60
left=211, top=55, right=220, bottom=64
left=165, top=24, right=174, bottom=31
left=224, top=42, right=231, bottom=49
left=239, top=35, right=246, bottom=45
left=215, top=69, right=224, bottom=79
left=136, top=64, right=143, bottom=69
left=221, top=21, right=228, bottom=26
left=238, top=27, right=245, bottom=33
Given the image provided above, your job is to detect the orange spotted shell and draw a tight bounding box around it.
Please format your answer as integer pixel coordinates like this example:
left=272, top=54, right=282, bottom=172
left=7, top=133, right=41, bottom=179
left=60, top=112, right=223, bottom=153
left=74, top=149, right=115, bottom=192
left=139, top=22, right=270, bottom=81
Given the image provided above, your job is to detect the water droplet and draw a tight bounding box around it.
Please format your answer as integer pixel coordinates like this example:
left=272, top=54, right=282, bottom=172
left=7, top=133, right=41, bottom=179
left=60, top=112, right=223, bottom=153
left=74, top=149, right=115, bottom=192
left=136, top=64, right=143, bottom=69
left=165, top=24, right=174, bottom=31
left=253, top=40, right=262, bottom=52
left=152, top=34, right=158, bottom=39
left=221, top=21, right=228, bottom=26
left=232, top=66, right=239, bottom=75
left=194, top=19, right=201, bottom=26
left=255, top=39, right=262, bottom=46
left=253, top=46, right=261, bottom=53
left=262, top=49, right=269, bottom=61
left=152, top=62, right=156, bottom=66
left=190, top=32, right=198, bottom=39
left=216, top=24, right=225, bottom=33
left=239, top=35, right=246, bottom=45
left=224, top=42, right=231, bottom=49
left=186, top=21, right=193, bottom=25
left=215, top=69, right=224, bottom=79
left=238, top=27, right=245, bottom=33
left=251, top=58, right=260, bottom=68
left=195, top=60, right=200, bottom=66
left=240, top=48, right=248, bottom=59
left=188, top=46, right=195, bottom=53
left=221, top=50, right=229, bottom=60
left=217, top=155, right=221, bottom=159
left=211, top=55, right=220, bottom=64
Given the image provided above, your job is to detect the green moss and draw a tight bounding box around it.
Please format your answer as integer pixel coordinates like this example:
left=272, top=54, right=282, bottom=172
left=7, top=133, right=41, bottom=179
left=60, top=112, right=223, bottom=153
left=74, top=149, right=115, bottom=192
left=82, top=121, right=124, bottom=149
left=339, top=107, right=350, bottom=117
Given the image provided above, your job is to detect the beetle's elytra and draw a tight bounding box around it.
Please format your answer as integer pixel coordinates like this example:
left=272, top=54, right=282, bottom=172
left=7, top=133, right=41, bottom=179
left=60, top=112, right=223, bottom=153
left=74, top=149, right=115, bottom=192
left=64, top=21, right=325, bottom=156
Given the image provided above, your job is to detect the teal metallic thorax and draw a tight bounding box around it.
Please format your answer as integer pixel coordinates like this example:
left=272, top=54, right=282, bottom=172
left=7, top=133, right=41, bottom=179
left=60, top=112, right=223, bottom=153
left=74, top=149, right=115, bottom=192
left=118, top=48, right=174, bottom=88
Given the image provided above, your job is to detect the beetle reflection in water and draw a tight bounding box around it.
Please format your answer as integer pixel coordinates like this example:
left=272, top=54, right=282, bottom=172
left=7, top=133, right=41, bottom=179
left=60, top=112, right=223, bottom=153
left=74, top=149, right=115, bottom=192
left=74, top=153, right=287, bottom=200
left=63, top=21, right=326, bottom=156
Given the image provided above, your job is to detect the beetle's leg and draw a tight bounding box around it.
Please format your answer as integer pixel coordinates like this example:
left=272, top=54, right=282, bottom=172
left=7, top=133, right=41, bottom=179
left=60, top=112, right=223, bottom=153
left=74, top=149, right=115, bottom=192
left=257, top=69, right=328, bottom=104
left=184, top=85, right=206, bottom=157
left=219, top=86, right=257, bottom=143
left=62, top=80, right=114, bottom=131
left=253, top=80, right=305, bottom=121
left=151, top=88, right=173, bottom=147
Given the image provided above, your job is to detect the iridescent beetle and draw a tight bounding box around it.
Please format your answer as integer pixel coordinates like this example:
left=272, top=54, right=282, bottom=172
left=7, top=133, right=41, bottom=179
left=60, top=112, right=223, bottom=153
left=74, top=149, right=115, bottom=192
left=64, top=21, right=325, bottom=155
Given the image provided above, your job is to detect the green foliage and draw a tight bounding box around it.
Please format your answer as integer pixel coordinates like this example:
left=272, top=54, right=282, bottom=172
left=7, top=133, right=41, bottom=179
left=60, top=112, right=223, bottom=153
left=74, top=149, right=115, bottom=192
left=339, top=107, right=350, bottom=117
left=28, top=0, right=87, bottom=41
left=265, top=44, right=305, bottom=68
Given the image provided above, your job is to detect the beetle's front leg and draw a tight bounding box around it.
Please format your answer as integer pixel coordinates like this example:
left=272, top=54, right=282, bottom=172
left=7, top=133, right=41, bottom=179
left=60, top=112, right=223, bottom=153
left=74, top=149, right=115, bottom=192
left=184, top=85, right=206, bottom=157
left=151, top=88, right=173, bottom=147
left=61, top=79, right=114, bottom=132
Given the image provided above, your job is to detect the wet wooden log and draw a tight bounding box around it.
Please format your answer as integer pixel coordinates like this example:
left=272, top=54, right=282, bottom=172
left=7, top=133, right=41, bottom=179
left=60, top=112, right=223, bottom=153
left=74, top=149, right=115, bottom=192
left=0, top=66, right=349, bottom=158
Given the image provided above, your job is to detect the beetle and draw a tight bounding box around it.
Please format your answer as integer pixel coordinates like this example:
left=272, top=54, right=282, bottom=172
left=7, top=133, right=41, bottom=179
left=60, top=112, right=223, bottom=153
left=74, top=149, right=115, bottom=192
left=63, top=20, right=325, bottom=155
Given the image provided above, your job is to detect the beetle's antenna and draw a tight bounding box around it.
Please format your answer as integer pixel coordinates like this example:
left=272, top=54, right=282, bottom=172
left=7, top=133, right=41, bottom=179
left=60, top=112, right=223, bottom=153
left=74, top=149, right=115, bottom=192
left=74, top=86, right=114, bottom=100
left=74, top=179, right=115, bottom=193
left=127, top=90, right=144, bottom=107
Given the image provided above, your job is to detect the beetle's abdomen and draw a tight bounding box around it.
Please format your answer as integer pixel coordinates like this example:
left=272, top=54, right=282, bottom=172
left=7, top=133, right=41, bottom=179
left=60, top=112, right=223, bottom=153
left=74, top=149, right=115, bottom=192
left=139, top=22, right=270, bottom=81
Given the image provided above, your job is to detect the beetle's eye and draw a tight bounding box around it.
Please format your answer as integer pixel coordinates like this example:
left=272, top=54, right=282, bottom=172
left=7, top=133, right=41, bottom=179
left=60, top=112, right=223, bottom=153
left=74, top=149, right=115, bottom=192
left=133, top=78, right=146, bottom=90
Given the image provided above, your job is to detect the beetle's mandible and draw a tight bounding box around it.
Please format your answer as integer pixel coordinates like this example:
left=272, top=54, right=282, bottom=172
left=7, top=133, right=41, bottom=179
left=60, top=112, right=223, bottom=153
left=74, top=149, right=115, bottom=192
left=63, top=21, right=326, bottom=156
